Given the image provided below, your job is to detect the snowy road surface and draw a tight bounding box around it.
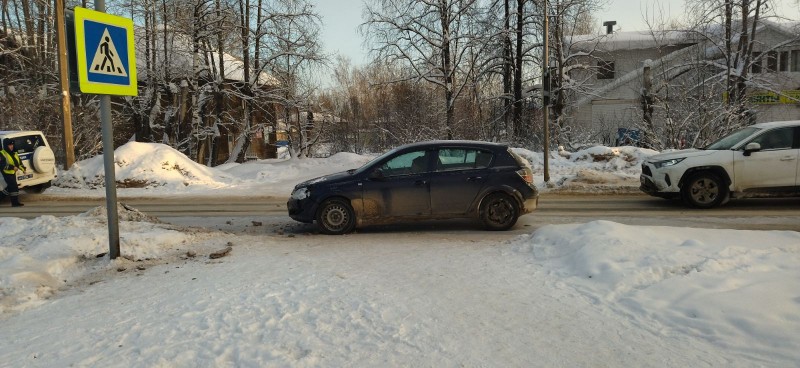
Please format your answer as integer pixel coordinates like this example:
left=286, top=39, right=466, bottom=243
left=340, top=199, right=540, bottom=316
left=0, top=226, right=769, bottom=367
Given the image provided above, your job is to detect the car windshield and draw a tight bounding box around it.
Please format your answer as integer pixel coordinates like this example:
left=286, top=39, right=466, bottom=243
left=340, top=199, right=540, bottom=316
left=704, top=127, right=760, bottom=150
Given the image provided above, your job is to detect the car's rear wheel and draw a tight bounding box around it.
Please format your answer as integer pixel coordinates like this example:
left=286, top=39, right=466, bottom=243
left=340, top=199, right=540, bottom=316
left=681, top=172, right=729, bottom=208
left=479, top=192, right=519, bottom=230
left=27, top=181, right=51, bottom=194
left=316, top=198, right=356, bottom=235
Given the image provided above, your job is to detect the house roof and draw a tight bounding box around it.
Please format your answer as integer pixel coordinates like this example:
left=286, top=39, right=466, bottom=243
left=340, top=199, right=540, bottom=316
left=701, top=19, right=800, bottom=41
left=569, top=30, right=697, bottom=52
left=570, top=19, right=800, bottom=53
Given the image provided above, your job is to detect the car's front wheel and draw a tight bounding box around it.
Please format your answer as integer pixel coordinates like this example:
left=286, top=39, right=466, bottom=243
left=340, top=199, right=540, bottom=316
left=316, top=198, right=356, bottom=235
left=479, top=192, right=519, bottom=230
left=681, top=172, right=729, bottom=208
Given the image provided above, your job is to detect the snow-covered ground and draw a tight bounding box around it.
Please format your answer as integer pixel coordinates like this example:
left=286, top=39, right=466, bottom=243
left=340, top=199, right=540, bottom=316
left=1, top=142, right=798, bottom=366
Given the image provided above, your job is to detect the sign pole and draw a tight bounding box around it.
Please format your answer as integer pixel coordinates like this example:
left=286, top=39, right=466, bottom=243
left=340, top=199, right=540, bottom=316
left=95, top=0, right=120, bottom=259
left=71, top=3, right=136, bottom=260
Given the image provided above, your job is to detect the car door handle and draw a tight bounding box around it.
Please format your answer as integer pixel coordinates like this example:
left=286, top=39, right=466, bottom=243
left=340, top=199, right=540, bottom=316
left=467, top=176, right=482, bottom=181
left=414, top=180, right=428, bottom=186
left=780, top=156, right=796, bottom=161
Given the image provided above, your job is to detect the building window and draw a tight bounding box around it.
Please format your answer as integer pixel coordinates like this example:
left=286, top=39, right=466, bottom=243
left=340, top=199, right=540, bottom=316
left=597, top=60, right=615, bottom=79
left=792, top=50, right=800, bottom=72
left=780, top=51, right=789, bottom=72
left=766, top=51, right=778, bottom=72
left=751, top=52, right=762, bottom=73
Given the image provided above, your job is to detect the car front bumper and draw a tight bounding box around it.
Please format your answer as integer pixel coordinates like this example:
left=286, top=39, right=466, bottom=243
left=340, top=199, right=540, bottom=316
left=639, top=163, right=683, bottom=199
left=287, top=197, right=318, bottom=223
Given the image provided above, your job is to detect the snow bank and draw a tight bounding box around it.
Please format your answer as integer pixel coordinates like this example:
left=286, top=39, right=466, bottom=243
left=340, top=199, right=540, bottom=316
left=513, top=146, right=658, bottom=192
left=52, top=143, right=373, bottom=197
left=55, top=142, right=237, bottom=190
left=50, top=141, right=659, bottom=196
left=511, top=220, right=800, bottom=362
left=0, top=206, right=223, bottom=314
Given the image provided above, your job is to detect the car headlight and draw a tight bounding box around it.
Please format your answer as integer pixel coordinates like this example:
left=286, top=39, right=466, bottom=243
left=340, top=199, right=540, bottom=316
left=291, top=187, right=311, bottom=200
left=652, top=158, right=685, bottom=168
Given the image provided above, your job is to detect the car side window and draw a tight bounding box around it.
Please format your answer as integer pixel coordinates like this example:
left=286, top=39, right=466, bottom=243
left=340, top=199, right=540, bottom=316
left=436, top=148, right=492, bottom=171
left=749, top=127, right=794, bottom=150
left=379, top=150, right=427, bottom=176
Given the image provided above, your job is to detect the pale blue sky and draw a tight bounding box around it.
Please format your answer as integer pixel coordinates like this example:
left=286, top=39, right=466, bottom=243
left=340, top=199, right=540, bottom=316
left=312, top=0, right=800, bottom=66
left=311, top=0, right=367, bottom=64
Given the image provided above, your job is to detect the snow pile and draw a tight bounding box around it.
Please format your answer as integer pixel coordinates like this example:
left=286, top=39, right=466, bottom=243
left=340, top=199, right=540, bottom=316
left=52, top=143, right=373, bottom=197
left=55, top=142, right=237, bottom=190
left=0, top=206, right=224, bottom=314
left=514, top=145, right=658, bottom=192
left=512, top=220, right=800, bottom=362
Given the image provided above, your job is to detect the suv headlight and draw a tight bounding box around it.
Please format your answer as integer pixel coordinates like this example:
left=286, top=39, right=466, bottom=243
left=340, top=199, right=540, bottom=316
left=291, top=187, right=311, bottom=200
left=652, top=158, right=685, bottom=168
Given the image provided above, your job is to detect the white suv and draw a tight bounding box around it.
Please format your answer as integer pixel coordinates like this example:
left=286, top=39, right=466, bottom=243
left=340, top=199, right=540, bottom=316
left=640, top=120, right=800, bottom=208
left=0, top=131, right=57, bottom=193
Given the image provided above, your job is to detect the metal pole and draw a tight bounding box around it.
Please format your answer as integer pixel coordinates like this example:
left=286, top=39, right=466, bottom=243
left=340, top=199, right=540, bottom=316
left=96, top=0, right=121, bottom=259
left=543, top=0, right=550, bottom=183
left=55, top=0, right=76, bottom=169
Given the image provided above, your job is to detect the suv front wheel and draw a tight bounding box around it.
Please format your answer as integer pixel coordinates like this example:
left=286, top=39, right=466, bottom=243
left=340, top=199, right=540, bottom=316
left=681, top=172, right=729, bottom=208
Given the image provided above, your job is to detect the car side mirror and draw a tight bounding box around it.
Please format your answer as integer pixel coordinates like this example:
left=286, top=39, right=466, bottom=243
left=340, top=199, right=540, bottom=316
left=369, top=169, right=385, bottom=181
left=743, top=142, right=761, bottom=156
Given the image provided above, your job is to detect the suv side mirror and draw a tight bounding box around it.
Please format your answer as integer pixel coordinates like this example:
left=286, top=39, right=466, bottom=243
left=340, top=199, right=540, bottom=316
left=743, top=142, right=761, bottom=156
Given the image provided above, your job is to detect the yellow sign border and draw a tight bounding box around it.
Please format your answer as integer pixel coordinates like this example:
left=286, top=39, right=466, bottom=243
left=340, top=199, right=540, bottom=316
left=74, top=7, right=137, bottom=96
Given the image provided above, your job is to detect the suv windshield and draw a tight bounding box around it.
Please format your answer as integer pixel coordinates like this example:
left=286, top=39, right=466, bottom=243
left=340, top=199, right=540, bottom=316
left=705, top=127, right=760, bottom=150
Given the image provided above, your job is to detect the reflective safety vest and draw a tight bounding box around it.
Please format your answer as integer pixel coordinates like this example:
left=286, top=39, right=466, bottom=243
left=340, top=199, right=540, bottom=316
left=1, top=149, right=24, bottom=175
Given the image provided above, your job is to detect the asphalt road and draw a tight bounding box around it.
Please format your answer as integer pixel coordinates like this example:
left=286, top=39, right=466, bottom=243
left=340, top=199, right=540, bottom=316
left=2, top=193, right=800, bottom=232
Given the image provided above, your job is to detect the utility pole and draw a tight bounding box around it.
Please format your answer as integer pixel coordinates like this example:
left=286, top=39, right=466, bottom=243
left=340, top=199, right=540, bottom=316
left=542, top=0, right=550, bottom=183
left=55, top=0, right=76, bottom=169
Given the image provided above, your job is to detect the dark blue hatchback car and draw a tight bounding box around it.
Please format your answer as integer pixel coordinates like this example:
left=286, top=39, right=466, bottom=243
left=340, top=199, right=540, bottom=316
left=287, top=140, right=539, bottom=234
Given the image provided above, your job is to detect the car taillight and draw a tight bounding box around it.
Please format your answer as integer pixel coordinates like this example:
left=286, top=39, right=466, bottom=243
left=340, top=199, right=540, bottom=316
left=516, top=167, right=533, bottom=184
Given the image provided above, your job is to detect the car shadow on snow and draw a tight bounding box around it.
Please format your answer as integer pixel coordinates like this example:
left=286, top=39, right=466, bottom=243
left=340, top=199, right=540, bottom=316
left=281, top=218, right=529, bottom=235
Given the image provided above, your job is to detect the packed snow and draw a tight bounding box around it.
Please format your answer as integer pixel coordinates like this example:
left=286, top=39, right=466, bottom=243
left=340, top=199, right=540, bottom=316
left=1, top=142, right=798, bottom=366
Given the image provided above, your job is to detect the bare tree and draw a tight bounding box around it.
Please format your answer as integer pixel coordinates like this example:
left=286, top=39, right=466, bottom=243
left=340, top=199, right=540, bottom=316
left=364, top=0, right=484, bottom=140
left=545, top=0, right=601, bottom=148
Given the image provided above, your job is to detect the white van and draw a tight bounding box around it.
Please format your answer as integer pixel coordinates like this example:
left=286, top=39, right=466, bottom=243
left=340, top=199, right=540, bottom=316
left=0, top=131, right=57, bottom=193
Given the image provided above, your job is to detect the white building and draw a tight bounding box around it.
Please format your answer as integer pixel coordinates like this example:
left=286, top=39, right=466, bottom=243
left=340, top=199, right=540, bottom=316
left=565, top=20, right=800, bottom=148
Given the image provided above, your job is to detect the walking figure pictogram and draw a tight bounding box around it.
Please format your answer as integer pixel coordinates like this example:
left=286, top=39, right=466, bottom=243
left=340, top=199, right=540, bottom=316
left=96, top=36, right=121, bottom=73
left=88, top=28, right=127, bottom=77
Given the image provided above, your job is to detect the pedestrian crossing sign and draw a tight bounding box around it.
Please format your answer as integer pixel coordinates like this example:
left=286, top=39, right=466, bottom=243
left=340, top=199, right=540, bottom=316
left=74, top=7, right=137, bottom=96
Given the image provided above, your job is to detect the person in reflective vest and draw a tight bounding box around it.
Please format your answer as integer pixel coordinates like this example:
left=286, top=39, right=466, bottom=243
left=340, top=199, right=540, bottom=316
left=1, top=138, right=26, bottom=207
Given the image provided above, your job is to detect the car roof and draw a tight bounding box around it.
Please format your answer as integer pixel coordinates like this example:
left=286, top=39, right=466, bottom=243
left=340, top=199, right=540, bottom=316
left=751, top=120, right=800, bottom=129
left=395, top=140, right=509, bottom=151
left=0, top=131, right=44, bottom=136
